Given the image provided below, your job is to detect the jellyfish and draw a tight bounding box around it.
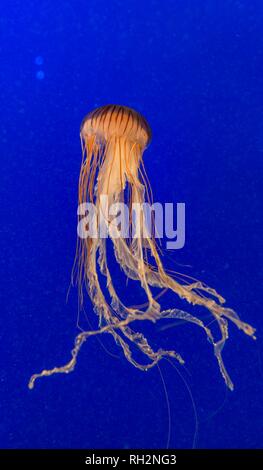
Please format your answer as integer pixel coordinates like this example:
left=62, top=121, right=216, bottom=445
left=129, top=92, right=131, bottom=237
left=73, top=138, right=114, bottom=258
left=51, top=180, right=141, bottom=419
left=28, top=105, right=255, bottom=390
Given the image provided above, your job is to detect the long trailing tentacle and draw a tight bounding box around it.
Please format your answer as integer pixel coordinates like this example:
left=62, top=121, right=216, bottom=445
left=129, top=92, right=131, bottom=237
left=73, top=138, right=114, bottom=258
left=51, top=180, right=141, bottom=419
left=28, top=132, right=256, bottom=391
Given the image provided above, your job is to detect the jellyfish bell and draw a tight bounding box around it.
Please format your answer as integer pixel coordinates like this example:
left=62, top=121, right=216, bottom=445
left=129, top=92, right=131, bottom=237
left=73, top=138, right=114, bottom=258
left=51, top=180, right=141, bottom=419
left=80, top=105, right=152, bottom=200
left=81, top=105, right=151, bottom=148
left=28, top=104, right=256, bottom=391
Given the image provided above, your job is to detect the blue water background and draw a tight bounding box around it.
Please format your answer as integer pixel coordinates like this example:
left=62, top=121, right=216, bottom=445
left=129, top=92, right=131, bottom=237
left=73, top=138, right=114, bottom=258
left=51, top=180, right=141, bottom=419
left=1, top=0, right=263, bottom=448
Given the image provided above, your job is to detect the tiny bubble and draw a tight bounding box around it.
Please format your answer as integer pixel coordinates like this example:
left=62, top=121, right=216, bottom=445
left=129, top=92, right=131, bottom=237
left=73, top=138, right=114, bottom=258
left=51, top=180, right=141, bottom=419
left=36, top=70, right=45, bottom=80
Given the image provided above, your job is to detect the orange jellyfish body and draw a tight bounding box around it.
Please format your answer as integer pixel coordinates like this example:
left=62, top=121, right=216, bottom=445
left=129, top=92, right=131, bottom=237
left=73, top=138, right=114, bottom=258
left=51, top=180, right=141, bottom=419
left=28, top=105, right=255, bottom=390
